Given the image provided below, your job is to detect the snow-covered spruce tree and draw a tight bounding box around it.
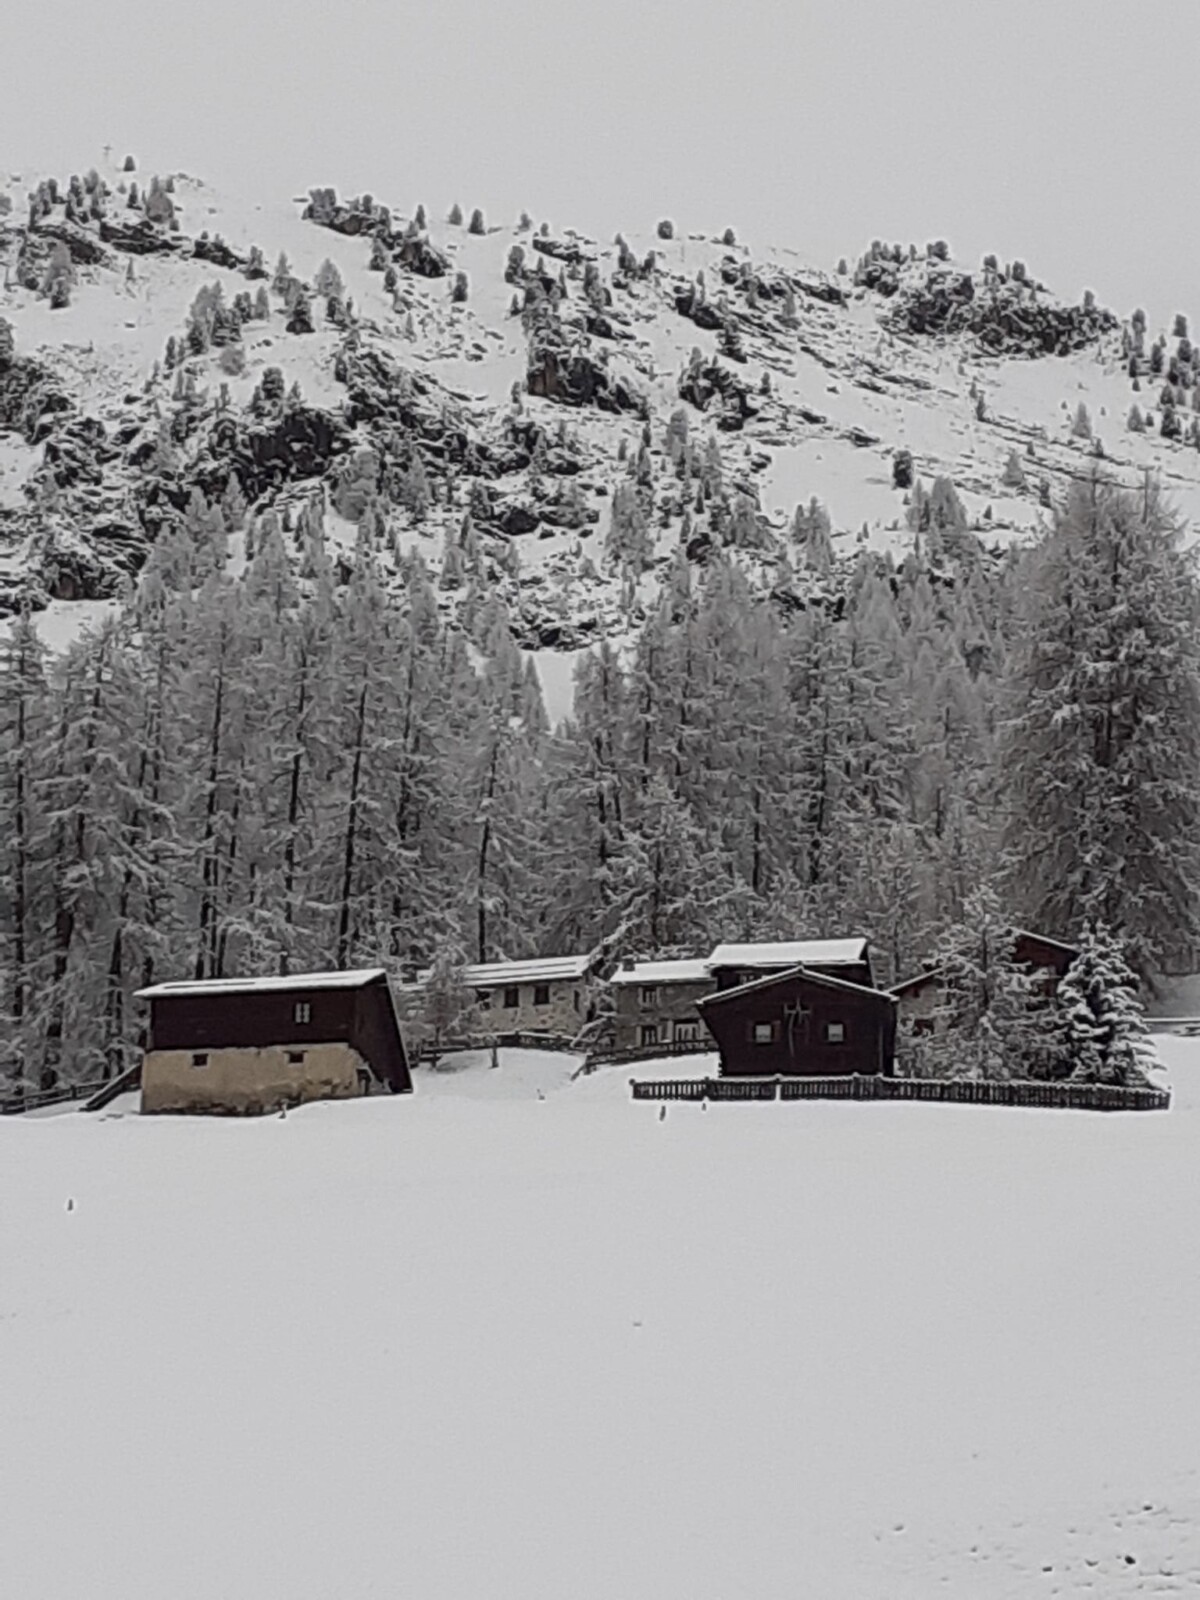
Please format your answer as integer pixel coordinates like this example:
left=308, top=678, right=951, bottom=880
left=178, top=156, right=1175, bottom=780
left=467, top=207, right=485, bottom=235
left=418, top=942, right=480, bottom=1067
left=916, top=885, right=1039, bottom=1081
left=1000, top=473, right=1200, bottom=984
left=1002, top=449, right=1026, bottom=488
left=1056, top=925, right=1156, bottom=1086
left=286, top=287, right=314, bottom=335
left=605, top=482, right=653, bottom=573
left=42, top=241, right=75, bottom=309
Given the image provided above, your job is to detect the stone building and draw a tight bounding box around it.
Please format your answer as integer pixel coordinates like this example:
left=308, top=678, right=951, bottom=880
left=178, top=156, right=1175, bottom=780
left=460, top=952, right=601, bottom=1037
left=610, top=959, right=714, bottom=1051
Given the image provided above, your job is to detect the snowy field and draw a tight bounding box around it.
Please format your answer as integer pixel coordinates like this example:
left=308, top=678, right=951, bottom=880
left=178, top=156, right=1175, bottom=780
left=2, top=1040, right=1199, bottom=1600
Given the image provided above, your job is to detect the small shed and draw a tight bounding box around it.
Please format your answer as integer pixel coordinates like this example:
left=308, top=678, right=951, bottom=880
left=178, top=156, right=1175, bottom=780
left=136, top=968, right=412, bottom=1115
left=699, top=966, right=897, bottom=1078
left=706, top=938, right=875, bottom=992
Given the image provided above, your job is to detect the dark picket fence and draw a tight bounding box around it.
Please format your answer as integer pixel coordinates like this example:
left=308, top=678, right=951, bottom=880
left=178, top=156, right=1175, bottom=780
left=630, top=1074, right=1171, bottom=1112
left=0, top=1078, right=112, bottom=1117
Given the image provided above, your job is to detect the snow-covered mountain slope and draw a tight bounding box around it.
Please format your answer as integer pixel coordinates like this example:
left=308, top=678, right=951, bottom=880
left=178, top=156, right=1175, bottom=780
left=3, top=1036, right=1199, bottom=1600
left=4, top=154, right=1200, bottom=669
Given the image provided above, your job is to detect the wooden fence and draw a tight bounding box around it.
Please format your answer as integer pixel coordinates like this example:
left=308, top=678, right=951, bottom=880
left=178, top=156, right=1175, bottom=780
left=586, top=1040, right=717, bottom=1069
left=0, top=1078, right=112, bottom=1117
left=630, top=1074, right=1171, bottom=1112
left=417, top=1031, right=585, bottom=1065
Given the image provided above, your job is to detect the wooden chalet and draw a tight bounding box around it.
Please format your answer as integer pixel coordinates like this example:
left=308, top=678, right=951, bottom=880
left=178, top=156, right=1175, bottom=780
left=698, top=966, right=897, bottom=1078
left=890, top=930, right=1081, bottom=1033
left=136, top=968, right=412, bottom=1115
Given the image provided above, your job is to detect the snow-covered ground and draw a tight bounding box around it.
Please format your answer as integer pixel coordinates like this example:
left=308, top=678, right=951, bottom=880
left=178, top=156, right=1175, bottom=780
left=2, top=1040, right=1199, bottom=1599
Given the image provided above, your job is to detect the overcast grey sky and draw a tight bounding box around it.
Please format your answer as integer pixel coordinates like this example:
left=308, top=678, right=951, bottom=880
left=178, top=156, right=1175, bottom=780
left=3, top=0, right=1194, bottom=326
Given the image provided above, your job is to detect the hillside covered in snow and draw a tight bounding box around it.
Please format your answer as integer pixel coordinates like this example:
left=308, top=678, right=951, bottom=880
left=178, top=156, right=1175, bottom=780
left=5, top=152, right=1200, bottom=663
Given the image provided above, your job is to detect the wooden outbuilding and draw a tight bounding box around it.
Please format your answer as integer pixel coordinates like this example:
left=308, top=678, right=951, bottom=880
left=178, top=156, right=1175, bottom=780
left=698, top=966, right=897, bottom=1078
left=136, top=968, right=412, bottom=1115
left=890, top=930, right=1080, bottom=1033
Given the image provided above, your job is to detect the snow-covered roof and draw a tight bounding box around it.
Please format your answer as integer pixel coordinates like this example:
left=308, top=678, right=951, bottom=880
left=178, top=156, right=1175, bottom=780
left=136, top=969, right=388, bottom=1000
left=609, top=959, right=712, bottom=988
left=890, top=968, right=944, bottom=997
left=706, top=939, right=868, bottom=969
left=699, top=965, right=896, bottom=1008
left=414, top=953, right=599, bottom=989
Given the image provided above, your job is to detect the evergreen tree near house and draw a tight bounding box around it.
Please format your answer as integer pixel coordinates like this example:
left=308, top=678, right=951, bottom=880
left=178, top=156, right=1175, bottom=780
left=1001, top=473, right=1200, bottom=983
left=1056, top=925, right=1156, bottom=1086
left=418, top=942, right=480, bottom=1066
left=917, top=885, right=1038, bottom=1081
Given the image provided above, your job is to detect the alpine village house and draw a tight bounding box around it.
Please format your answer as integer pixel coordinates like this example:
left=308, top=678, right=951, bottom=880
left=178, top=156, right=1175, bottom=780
left=136, top=969, right=413, bottom=1115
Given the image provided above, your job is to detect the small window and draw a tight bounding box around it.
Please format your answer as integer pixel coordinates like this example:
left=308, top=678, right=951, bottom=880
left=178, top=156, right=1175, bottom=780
left=751, top=1021, right=777, bottom=1045
left=287, top=1050, right=305, bottom=1066
left=825, top=1021, right=846, bottom=1044
left=475, top=989, right=492, bottom=1009
left=502, top=986, right=519, bottom=1009
left=640, top=1023, right=659, bottom=1046
left=573, top=988, right=581, bottom=1012
left=673, top=1020, right=700, bottom=1043
left=533, top=984, right=550, bottom=1007
left=191, top=1052, right=209, bottom=1068
left=639, top=985, right=659, bottom=1006
left=294, top=1001, right=311, bottom=1024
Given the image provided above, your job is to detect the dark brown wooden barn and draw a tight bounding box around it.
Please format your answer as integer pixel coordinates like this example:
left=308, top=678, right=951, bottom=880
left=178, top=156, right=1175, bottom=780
left=135, top=968, right=412, bottom=1115
left=890, top=930, right=1081, bottom=1032
left=698, top=966, right=897, bottom=1078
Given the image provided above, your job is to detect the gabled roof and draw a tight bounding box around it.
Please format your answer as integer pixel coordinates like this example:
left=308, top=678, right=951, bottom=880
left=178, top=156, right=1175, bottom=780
left=706, top=938, right=868, bottom=969
left=890, top=930, right=1081, bottom=997
left=609, top=958, right=712, bottom=987
left=415, top=952, right=599, bottom=989
left=698, top=964, right=896, bottom=1010
left=889, top=968, right=943, bottom=997
left=1012, top=928, right=1081, bottom=958
left=136, top=968, right=388, bottom=1001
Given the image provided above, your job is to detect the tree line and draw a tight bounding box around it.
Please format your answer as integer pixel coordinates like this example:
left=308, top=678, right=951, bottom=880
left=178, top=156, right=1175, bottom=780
left=2, top=469, right=1197, bottom=1091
